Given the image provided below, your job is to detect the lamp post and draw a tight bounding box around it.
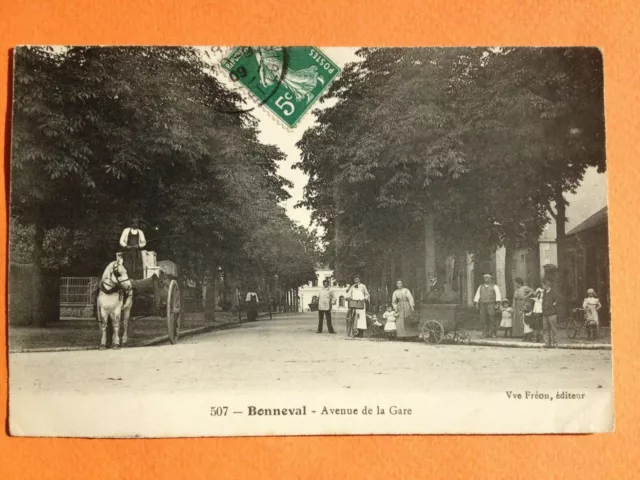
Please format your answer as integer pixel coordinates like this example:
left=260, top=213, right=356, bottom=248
left=274, top=274, right=279, bottom=313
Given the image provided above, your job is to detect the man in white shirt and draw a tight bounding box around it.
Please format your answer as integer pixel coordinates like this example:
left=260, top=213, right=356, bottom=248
left=474, top=274, right=502, bottom=338
left=316, top=279, right=336, bottom=334
left=119, top=218, right=147, bottom=279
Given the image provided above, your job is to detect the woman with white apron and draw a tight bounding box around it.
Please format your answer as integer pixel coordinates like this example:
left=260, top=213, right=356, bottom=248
left=347, top=275, right=370, bottom=337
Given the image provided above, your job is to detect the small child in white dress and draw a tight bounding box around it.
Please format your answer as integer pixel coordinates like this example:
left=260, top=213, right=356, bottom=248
left=582, top=288, right=602, bottom=340
left=499, top=300, right=514, bottom=337
left=532, top=287, right=544, bottom=343
left=383, top=305, right=398, bottom=339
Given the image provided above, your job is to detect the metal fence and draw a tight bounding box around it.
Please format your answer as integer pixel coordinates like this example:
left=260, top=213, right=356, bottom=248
left=60, top=277, right=98, bottom=306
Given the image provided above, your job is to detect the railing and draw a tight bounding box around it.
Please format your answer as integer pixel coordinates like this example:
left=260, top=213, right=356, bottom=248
left=60, top=277, right=98, bottom=306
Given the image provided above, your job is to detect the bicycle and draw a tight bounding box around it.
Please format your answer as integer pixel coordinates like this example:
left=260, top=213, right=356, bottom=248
left=565, top=308, right=599, bottom=340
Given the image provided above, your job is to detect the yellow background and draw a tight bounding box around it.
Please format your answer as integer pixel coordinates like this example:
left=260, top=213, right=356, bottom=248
left=1, top=1, right=637, bottom=478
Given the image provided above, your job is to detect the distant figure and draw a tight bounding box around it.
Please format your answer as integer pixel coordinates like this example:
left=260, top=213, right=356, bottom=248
left=119, top=217, right=147, bottom=280
left=474, top=274, right=502, bottom=338
left=583, top=288, right=602, bottom=340
left=245, top=291, right=259, bottom=322
left=316, top=279, right=336, bottom=334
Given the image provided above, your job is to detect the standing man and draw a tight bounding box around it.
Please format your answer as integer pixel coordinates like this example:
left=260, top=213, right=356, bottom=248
left=425, top=271, right=444, bottom=303
left=346, top=275, right=370, bottom=337
left=541, top=278, right=559, bottom=347
left=119, top=217, right=147, bottom=280
left=316, top=279, right=336, bottom=334
left=474, top=273, right=502, bottom=338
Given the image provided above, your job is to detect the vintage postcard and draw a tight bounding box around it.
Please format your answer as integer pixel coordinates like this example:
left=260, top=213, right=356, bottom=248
left=7, top=46, right=613, bottom=437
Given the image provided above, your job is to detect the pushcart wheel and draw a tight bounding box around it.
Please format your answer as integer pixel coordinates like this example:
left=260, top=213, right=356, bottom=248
left=167, top=279, right=182, bottom=344
left=566, top=319, right=578, bottom=339
left=422, top=320, right=444, bottom=344
left=456, top=330, right=471, bottom=345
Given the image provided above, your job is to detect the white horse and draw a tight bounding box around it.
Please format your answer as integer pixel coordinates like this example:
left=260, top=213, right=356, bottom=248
left=97, top=258, right=134, bottom=349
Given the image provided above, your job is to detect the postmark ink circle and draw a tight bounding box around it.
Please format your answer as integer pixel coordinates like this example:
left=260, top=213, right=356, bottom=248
left=215, top=47, right=290, bottom=115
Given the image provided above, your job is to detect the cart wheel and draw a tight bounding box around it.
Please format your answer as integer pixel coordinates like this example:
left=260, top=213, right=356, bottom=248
left=566, top=319, right=578, bottom=339
left=456, top=330, right=471, bottom=345
left=167, top=279, right=182, bottom=344
left=422, top=320, right=444, bottom=344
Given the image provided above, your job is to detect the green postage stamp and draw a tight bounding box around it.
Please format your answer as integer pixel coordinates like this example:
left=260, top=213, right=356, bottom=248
left=221, top=47, right=341, bottom=128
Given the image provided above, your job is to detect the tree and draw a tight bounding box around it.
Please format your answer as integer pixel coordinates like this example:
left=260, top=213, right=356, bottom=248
left=296, top=47, right=605, bottom=303
left=10, top=46, right=318, bottom=323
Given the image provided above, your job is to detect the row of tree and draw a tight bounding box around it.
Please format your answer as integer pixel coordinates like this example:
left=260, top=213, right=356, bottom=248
left=296, top=47, right=606, bottom=301
left=10, top=46, right=317, bottom=324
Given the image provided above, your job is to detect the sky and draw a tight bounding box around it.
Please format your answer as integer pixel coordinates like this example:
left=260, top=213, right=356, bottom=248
left=209, top=47, right=608, bottom=235
left=209, top=46, right=361, bottom=230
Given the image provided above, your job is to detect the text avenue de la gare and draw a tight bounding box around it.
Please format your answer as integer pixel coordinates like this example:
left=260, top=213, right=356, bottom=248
left=211, top=405, right=413, bottom=416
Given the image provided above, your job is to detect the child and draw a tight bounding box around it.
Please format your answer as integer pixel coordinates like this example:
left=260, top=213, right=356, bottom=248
left=582, top=288, right=602, bottom=340
left=532, top=285, right=544, bottom=342
left=499, top=300, right=514, bottom=337
left=522, top=301, right=534, bottom=342
left=383, top=305, right=398, bottom=340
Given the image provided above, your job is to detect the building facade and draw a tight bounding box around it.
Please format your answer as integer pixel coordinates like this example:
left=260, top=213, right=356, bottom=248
left=298, top=267, right=349, bottom=313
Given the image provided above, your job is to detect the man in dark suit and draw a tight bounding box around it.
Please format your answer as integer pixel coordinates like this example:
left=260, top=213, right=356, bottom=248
left=541, top=279, right=559, bottom=347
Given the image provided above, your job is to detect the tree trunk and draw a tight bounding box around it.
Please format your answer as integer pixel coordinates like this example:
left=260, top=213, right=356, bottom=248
left=400, top=231, right=411, bottom=289
left=415, top=240, right=424, bottom=302
left=31, top=221, right=58, bottom=327
left=390, top=252, right=396, bottom=294
left=554, top=189, right=568, bottom=318
left=204, top=264, right=217, bottom=321
left=424, top=212, right=436, bottom=293
left=333, top=181, right=340, bottom=282
left=504, top=238, right=516, bottom=300
left=381, top=250, right=389, bottom=295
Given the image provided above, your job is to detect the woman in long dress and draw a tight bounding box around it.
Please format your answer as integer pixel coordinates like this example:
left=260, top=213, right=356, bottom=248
left=246, top=291, right=259, bottom=322
left=512, top=277, right=534, bottom=337
left=393, top=280, right=417, bottom=339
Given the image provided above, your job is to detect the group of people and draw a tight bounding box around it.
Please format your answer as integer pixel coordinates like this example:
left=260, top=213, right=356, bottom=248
left=475, top=274, right=602, bottom=346
left=314, top=272, right=603, bottom=347
left=315, top=275, right=418, bottom=340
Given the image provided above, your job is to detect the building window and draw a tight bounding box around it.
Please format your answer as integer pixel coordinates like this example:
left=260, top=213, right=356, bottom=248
left=339, top=296, right=345, bottom=307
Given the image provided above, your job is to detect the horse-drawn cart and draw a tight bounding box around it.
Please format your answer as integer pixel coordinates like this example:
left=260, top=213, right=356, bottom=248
left=98, top=250, right=182, bottom=348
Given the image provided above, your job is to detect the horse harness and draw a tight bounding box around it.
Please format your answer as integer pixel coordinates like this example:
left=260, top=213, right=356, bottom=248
left=99, top=269, right=133, bottom=302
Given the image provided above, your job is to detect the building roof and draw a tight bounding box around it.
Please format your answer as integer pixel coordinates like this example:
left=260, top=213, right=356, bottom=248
left=566, top=206, right=608, bottom=236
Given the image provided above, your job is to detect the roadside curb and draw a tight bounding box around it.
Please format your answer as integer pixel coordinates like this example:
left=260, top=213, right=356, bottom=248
left=343, top=333, right=611, bottom=350
left=139, top=320, right=240, bottom=347
left=467, top=339, right=611, bottom=350
left=9, top=313, right=274, bottom=354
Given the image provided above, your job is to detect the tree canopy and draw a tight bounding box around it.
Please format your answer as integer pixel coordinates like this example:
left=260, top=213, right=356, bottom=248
left=10, top=46, right=317, bottom=316
left=296, top=47, right=605, bottom=295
